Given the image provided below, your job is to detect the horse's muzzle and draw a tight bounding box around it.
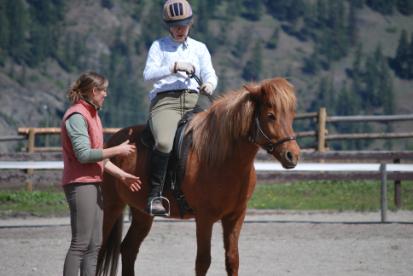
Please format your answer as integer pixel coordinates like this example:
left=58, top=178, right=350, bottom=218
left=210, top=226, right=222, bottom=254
left=277, top=142, right=300, bottom=169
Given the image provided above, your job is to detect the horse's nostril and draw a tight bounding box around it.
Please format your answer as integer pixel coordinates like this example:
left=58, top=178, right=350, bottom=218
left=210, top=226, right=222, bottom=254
left=285, top=151, right=294, bottom=163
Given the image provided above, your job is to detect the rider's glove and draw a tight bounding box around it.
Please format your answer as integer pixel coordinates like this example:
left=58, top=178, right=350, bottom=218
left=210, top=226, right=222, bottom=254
left=199, top=82, right=214, bottom=95
left=172, top=61, right=195, bottom=75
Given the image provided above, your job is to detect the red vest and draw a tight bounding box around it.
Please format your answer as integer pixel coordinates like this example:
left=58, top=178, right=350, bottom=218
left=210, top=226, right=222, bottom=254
left=61, top=100, right=104, bottom=185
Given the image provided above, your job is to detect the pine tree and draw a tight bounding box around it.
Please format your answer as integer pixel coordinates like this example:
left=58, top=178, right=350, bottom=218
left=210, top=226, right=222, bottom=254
left=140, top=0, right=164, bottom=50
left=379, top=60, right=395, bottom=114
left=347, top=0, right=358, bottom=46
left=266, top=27, right=280, bottom=49
left=0, top=2, right=9, bottom=65
left=408, top=32, right=413, bottom=78
left=391, top=30, right=410, bottom=78
left=101, top=0, right=114, bottom=9
left=350, top=0, right=365, bottom=8
left=335, top=81, right=358, bottom=150
left=241, top=0, right=263, bottom=21
left=362, top=45, right=394, bottom=112
left=397, top=0, right=413, bottom=15
left=302, top=50, right=328, bottom=74
left=310, top=76, right=335, bottom=111
left=315, top=0, right=328, bottom=27
left=196, top=1, right=209, bottom=35
left=226, top=0, right=242, bottom=18
left=8, top=0, right=29, bottom=63
left=28, top=0, right=65, bottom=25
left=242, top=40, right=263, bottom=81
left=265, top=1, right=288, bottom=21
left=287, top=0, right=306, bottom=22
left=350, top=44, right=364, bottom=109
left=131, top=1, right=144, bottom=22
left=326, top=0, right=348, bottom=61
left=366, top=0, right=395, bottom=15
left=232, top=32, right=250, bottom=59
left=0, top=1, right=10, bottom=52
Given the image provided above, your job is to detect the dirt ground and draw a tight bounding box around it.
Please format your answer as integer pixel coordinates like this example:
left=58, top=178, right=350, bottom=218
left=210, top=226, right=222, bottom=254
left=0, top=210, right=412, bottom=276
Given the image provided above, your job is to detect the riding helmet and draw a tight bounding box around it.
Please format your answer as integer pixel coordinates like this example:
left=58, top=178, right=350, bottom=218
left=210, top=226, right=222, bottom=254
left=163, top=0, right=193, bottom=27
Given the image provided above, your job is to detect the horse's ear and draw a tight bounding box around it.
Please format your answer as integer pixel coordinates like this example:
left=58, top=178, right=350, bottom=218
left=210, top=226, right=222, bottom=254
left=243, top=83, right=261, bottom=102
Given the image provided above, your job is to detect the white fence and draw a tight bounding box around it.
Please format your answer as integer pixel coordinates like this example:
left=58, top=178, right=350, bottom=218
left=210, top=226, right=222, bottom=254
left=1, top=160, right=413, bottom=222
left=2, top=160, right=413, bottom=172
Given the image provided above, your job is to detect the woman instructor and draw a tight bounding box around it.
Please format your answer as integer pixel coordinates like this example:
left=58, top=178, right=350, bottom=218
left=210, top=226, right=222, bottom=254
left=61, top=72, right=141, bottom=276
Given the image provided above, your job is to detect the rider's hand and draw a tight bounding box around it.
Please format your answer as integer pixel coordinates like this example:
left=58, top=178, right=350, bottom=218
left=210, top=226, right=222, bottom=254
left=172, top=61, right=195, bottom=75
left=199, top=82, right=214, bottom=95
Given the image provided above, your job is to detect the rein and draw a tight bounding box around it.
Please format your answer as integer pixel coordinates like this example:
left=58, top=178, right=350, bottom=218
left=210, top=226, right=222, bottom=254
left=188, top=72, right=216, bottom=103
left=249, top=115, right=296, bottom=153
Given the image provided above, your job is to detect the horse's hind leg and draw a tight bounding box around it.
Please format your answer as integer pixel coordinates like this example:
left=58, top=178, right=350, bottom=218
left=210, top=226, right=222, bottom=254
left=221, top=211, right=246, bottom=276
left=120, top=207, right=154, bottom=276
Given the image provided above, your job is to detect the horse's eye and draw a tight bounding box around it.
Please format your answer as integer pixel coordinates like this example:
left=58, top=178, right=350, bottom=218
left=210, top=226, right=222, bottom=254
left=267, top=113, right=276, bottom=121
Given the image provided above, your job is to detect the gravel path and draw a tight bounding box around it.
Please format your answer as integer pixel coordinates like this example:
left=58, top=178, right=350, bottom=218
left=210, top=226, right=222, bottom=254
left=1, top=210, right=412, bottom=276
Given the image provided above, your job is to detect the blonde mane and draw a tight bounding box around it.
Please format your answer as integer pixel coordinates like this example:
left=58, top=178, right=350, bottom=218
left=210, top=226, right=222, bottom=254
left=188, top=77, right=296, bottom=167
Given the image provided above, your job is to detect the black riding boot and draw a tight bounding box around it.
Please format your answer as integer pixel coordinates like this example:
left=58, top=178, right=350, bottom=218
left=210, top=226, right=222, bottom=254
left=147, top=149, right=170, bottom=216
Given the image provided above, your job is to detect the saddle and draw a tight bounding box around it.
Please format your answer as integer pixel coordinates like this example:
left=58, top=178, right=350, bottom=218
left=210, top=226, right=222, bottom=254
left=140, top=106, right=204, bottom=217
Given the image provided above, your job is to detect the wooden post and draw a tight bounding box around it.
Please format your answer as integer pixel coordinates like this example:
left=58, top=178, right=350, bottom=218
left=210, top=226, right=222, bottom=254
left=317, top=107, right=327, bottom=152
left=26, top=128, right=35, bottom=192
left=380, top=164, right=387, bottom=223
left=393, top=158, right=401, bottom=209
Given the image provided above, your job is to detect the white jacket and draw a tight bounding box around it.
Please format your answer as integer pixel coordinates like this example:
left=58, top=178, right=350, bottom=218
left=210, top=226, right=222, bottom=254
left=143, top=36, right=218, bottom=101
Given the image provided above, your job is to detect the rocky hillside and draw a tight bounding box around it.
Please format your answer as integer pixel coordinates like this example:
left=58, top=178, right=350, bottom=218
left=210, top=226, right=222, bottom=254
left=0, top=0, right=412, bottom=152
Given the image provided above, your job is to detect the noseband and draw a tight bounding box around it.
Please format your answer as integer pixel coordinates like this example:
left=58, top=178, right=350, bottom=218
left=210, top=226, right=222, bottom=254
left=249, top=115, right=296, bottom=153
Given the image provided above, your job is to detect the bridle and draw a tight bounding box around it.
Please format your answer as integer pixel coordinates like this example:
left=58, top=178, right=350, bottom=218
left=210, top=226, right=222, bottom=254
left=189, top=72, right=296, bottom=153
left=249, top=114, right=296, bottom=153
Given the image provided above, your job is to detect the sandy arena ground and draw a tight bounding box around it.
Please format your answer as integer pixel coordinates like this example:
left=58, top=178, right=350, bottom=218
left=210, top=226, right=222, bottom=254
left=0, top=210, right=412, bottom=276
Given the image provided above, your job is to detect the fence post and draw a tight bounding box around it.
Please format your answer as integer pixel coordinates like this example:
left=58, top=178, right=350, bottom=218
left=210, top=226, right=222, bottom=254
left=393, top=158, right=401, bottom=209
left=26, top=128, right=35, bottom=192
left=380, top=164, right=387, bottom=223
left=317, top=107, right=327, bottom=152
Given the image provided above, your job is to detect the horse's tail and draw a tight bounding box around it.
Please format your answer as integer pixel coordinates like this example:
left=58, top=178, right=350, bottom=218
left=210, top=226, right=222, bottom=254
left=96, top=214, right=124, bottom=276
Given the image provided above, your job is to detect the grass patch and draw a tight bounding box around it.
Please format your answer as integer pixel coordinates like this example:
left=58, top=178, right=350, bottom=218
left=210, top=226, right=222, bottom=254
left=1, top=180, right=412, bottom=217
left=248, top=180, right=413, bottom=211
left=0, top=188, right=68, bottom=217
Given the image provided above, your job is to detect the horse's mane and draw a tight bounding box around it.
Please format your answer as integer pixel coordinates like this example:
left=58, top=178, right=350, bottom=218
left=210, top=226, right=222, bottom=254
left=188, top=77, right=296, bottom=167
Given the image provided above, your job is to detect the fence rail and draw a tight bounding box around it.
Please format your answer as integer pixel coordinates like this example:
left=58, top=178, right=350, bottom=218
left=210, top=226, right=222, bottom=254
left=295, top=108, right=413, bottom=152
left=0, top=108, right=411, bottom=153
left=0, top=136, right=26, bottom=142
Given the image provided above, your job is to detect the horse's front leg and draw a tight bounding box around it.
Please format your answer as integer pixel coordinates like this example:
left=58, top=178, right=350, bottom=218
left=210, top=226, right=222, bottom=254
left=120, top=207, right=154, bottom=276
left=195, top=216, right=214, bottom=276
left=221, top=210, right=247, bottom=276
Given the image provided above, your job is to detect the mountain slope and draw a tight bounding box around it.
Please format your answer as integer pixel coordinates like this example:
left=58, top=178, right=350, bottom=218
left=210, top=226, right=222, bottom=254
left=0, top=0, right=412, bottom=152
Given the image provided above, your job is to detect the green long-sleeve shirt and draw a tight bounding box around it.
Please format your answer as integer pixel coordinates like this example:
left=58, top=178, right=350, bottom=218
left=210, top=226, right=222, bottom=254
left=65, top=113, right=103, bottom=163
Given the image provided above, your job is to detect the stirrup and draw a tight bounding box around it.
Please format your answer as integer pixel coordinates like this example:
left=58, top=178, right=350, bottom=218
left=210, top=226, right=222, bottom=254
left=149, top=196, right=170, bottom=217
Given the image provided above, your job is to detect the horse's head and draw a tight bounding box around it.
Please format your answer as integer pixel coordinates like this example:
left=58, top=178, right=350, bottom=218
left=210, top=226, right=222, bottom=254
left=245, top=77, right=300, bottom=169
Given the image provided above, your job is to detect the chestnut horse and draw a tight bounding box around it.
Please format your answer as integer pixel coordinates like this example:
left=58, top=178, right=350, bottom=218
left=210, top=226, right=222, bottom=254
left=97, top=77, right=300, bottom=276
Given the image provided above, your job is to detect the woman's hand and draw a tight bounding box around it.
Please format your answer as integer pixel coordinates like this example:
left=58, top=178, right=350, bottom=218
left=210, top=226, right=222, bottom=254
left=104, top=160, right=141, bottom=192
left=116, top=140, right=136, bottom=156
left=120, top=172, right=142, bottom=192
